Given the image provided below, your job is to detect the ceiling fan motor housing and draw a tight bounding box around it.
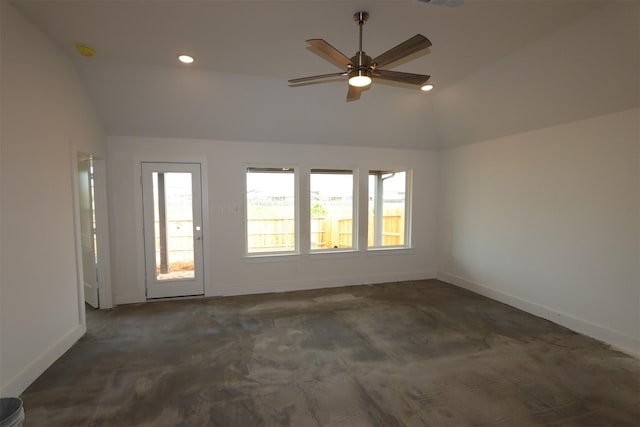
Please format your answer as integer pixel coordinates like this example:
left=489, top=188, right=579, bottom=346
left=349, top=51, right=373, bottom=80
left=351, top=51, right=372, bottom=70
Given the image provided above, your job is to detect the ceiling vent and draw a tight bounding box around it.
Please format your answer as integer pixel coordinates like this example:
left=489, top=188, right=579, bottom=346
left=417, top=0, right=464, bottom=7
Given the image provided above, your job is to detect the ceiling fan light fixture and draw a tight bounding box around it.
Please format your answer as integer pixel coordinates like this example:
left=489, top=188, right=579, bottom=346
left=421, top=83, right=434, bottom=92
left=349, top=70, right=372, bottom=87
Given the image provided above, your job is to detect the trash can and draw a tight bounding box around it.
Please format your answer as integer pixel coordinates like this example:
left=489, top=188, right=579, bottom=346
left=0, top=398, right=24, bottom=427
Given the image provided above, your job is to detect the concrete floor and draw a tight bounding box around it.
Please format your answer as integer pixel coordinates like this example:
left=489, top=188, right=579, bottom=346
left=21, top=280, right=639, bottom=426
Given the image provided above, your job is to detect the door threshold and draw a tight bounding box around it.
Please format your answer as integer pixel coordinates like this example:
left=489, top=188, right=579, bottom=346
left=145, top=294, right=205, bottom=303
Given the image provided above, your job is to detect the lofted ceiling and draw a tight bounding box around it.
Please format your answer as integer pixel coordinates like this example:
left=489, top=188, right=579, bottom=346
left=11, top=0, right=637, bottom=150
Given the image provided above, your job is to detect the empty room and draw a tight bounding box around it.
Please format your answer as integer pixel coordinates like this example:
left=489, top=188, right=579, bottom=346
left=1, top=0, right=638, bottom=425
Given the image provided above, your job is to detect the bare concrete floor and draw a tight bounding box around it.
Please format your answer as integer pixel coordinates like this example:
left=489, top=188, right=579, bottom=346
left=21, top=280, right=639, bottom=426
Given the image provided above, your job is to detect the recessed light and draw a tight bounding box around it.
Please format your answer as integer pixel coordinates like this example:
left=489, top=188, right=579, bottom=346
left=421, top=83, right=434, bottom=92
left=178, top=54, right=194, bottom=64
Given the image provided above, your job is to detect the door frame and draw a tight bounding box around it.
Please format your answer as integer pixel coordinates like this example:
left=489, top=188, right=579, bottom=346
left=137, top=159, right=209, bottom=300
left=78, top=154, right=99, bottom=308
left=72, top=151, right=113, bottom=318
left=93, top=158, right=113, bottom=308
left=133, top=156, right=210, bottom=303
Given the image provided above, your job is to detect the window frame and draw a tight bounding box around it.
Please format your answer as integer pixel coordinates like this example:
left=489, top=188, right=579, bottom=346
left=244, top=166, right=299, bottom=257
left=308, top=168, right=358, bottom=253
left=367, top=169, right=413, bottom=250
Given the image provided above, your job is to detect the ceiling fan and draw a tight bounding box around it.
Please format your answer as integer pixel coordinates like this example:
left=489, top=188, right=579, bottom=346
left=288, top=11, right=433, bottom=101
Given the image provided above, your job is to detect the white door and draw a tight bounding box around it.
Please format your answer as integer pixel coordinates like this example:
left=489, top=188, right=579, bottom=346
left=142, top=163, right=205, bottom=299
left=78, top=155, right=99, bottom=308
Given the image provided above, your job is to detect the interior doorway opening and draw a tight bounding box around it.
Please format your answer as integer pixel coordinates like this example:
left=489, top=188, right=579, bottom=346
left=78, top=155, right=99, bottom=308
left=76, top=153, right=112, bottom=313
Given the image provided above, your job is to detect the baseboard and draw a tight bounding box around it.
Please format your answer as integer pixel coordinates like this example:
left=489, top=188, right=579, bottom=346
left=114, top=291, right=146, bottom=305
left=437, top=272, right=640, bottom=358
left=0, top=323, right=85, bottom=397
left=212, top=270, right=436, bottom=297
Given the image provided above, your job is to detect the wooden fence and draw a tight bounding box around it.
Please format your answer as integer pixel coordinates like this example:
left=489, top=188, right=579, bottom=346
left=247, top=217, right=296, bottom=252
left=311, top=217, right=353, bottom=249
left=249, top=212, right=404, bottom=251
left=156, top=212, right=405, bottom=258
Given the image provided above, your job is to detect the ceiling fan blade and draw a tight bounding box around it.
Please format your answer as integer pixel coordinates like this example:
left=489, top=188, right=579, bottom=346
left=306, top=39, right=352, bottom=68
left=288, top=72, right=347, bottom=84
left=346, top=85, right=363, bottom=102
left=372, top=34, right=432, bottom=68
left=374, top=70, right=430, bottom=86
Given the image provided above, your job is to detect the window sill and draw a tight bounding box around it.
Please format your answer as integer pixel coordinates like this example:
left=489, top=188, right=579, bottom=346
left=366, top=247, right=413, bottom=256
left=244, top=252, right=301, bottom=262
left=309, top=249, right=360, bottom=258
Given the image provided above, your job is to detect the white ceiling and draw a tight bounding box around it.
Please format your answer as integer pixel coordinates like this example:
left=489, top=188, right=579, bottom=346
left=13, top=0, right=605, bottom=87
left=11, top=0, right=636, bottom=150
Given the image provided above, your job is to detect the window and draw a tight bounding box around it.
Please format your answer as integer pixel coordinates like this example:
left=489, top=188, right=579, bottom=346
left=368, top=170, right=411, bottom=248
left=310, top=169, right=356, bottom=251
left=246, top=167, right=297, bottom=254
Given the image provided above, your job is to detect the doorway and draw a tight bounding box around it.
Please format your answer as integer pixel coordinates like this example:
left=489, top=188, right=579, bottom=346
left=76, top=153, right=112, bottom=310
left=78, top=155, right=99, bottom=307
left=141, top=162, right=205, bottom=299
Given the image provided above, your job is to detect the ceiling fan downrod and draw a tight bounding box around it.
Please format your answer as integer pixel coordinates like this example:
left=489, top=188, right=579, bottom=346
left=351, top=11, right=372, bottom=84
left=354, top=11, right=369, bottom=53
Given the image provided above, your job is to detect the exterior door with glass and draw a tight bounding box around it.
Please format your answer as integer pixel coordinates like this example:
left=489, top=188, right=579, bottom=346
left=142, top=163, right=204, bottom=299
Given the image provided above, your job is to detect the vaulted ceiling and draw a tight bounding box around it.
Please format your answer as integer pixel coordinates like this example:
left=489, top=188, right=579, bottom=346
left=12, top=0, right=639, bottom=150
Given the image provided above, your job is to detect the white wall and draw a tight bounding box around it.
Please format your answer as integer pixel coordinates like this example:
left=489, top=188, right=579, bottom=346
left=0, top=2, right=106, bottom=396
left=438, top=108, right=640, bottom=355
left=107, top=137, right=438, bottom=304
left=73, top=60, right=440, bottom=150
left=432, top=1, right=638, bottom=149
